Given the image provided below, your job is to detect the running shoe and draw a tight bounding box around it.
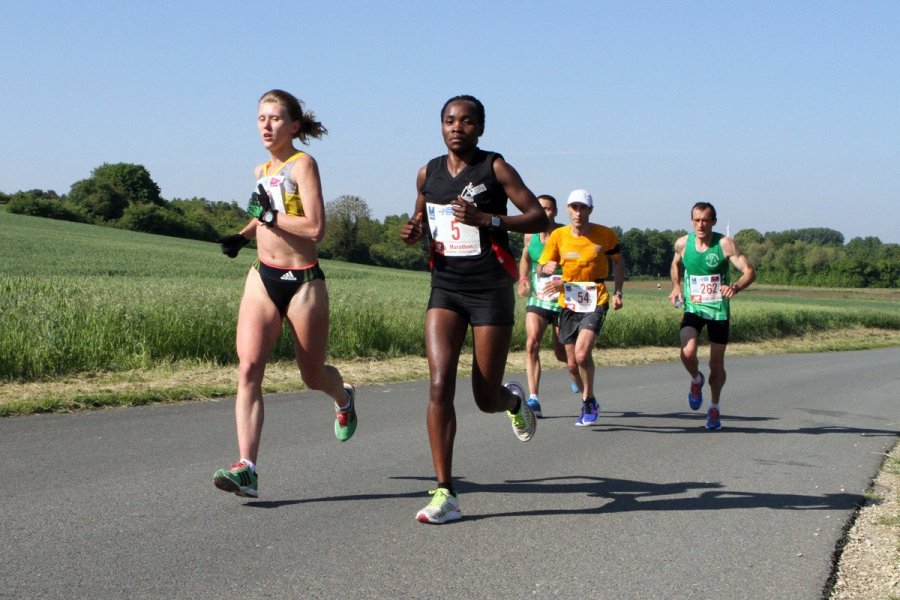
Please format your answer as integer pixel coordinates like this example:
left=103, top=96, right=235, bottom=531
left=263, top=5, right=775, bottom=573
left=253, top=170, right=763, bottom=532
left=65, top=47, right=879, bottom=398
left=526, top=395, right=543, bottom=418
left=575, top=397, right=600, bottom=427
left=416, top=487, right=462, bottom=524
left=213, top=460, right=258, bottom=498
left=688, top=372, right=705, bottom=411
left=334, top=383, right=357, bottom=442
left=705, top=405, right=722, bottom=430
left=504, top=382, right=536, bottom=442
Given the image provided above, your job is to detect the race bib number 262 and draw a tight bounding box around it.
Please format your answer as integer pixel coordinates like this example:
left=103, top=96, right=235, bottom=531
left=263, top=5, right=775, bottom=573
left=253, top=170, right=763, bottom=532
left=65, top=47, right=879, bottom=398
left=689, top=274, right=723, bottom=303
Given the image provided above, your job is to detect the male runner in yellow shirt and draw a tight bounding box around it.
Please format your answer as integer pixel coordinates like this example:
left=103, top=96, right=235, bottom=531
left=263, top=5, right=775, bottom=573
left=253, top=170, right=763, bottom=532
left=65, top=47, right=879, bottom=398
left=539, top=189, right=625, bottom=426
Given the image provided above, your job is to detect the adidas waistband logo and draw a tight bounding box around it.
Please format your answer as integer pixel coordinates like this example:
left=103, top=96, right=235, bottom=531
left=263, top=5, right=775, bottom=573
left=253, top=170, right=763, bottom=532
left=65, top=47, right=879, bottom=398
left=280, top=271, right=298, bottom=281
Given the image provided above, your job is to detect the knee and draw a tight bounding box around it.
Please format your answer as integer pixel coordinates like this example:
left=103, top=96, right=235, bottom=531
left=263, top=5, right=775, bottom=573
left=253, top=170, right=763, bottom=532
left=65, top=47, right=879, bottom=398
left=574, top=349, right=592, bottom=367
left=525, top=337, right=540, bottom=356
left=238, top=358, right=266, bottom=386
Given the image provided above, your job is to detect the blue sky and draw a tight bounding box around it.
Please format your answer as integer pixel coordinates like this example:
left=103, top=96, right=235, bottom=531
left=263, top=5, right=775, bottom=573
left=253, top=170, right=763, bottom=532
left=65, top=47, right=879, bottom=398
left=2, top=1, right=898, bottom=242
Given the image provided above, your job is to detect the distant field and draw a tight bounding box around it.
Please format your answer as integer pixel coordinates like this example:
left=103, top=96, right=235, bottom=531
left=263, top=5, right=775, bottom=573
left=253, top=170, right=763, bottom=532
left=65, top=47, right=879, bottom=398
left=2, top=210, right=899, bottom=382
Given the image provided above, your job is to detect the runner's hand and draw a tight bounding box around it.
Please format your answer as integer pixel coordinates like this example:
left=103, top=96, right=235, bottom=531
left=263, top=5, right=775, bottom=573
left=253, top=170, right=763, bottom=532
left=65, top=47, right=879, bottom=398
left=400, top=212, right=424, bottom=244
left=451, top=196, right=483, bottom=226
left=517, top=278, right=531, bottom=298
left=219, top=233, right=250, bottom=258
left=540, top=261, right=558, bottom=276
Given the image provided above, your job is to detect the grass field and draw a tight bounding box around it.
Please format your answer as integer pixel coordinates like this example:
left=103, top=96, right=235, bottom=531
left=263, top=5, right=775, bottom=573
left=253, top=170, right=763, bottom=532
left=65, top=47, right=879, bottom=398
left=3, top=210, right=899, bottom=390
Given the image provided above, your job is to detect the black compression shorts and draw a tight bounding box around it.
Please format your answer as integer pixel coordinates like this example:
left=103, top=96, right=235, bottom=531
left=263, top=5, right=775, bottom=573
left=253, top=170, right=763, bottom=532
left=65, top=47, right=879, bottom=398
left=525, top=304, right=560, bottom=326
left=680, top=312, right=730, bottom=345
left=427, top=285, right=515, bottom=326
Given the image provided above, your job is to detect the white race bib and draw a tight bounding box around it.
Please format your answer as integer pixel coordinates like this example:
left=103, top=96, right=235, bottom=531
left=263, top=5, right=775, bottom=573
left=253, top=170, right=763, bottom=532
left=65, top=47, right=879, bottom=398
left=534, top=274, right=562, bottom=301
left=256, top=175, right=287, bottom=212
left=426, top=202, right=482, bottom=257
left=689, top=274, right=723, bottom=303
left=564, top=282, right=598, bottom=313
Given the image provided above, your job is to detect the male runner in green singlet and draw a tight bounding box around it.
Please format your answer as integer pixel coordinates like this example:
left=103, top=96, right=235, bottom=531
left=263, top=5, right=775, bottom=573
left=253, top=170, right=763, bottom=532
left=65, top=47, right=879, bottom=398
left=517, top=194, right=576, bottom=417
left=669, top=202, right=755, bottom=429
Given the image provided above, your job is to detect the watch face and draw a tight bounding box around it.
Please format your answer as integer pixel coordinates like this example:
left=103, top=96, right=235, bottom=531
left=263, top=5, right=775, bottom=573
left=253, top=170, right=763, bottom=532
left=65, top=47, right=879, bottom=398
left=491, top=215, right=500, bottom=227
left=263, top=211, right=275, bottom=224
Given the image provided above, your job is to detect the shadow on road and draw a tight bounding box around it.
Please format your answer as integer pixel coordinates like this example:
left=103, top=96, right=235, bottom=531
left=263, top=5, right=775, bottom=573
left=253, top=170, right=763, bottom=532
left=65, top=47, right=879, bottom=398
left=582, top=411, right=898, bottom=437
left=244, top=473, right=861, bottom=523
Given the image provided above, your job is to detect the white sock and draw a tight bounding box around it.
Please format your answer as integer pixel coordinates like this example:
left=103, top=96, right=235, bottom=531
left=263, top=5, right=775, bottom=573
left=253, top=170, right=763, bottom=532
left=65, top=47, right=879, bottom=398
left=239, top=458, right=257, bottom=473
left=529, top=394, right=539, bottom=401
left=335, top=389, right=352, bottom=412
left=692, top=373, right=703, bottom=384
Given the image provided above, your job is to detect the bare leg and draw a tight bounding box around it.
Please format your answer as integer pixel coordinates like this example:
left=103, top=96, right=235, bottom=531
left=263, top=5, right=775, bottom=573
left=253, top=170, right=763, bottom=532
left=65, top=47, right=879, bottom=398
left=424, top=309, right=468, bottom=486
left=679, top=326, right=702, bottom=378
left=551, top=324, right=579, bottom=390
left=524, top=312, right=550, bottom=398
left=285, top=279, right=347, bottom=406
left=470, top=324, right=518, bottom=413
left=234, top=269, right=284, bottom=463
left=708, top=342, right=727, bottom=405
left=572, top=328, right=599, bottom=400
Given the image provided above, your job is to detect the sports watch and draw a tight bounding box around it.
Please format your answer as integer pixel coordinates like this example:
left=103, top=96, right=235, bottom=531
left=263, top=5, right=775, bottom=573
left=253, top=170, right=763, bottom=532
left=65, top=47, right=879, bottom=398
left=261, top=209, right=277, bottom=227
left=490, top=215, right=501, bottom=228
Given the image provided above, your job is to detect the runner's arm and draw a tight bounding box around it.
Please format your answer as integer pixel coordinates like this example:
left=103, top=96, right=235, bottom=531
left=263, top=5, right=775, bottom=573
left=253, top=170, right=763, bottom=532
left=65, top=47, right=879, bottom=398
left=669, top=236, right=687, bottom=306
left=721, top=237, right=756, bottom=298
left=400, top=167, right=427, bottom=245
left=611, top=253, right=625, bottom=310
left=518, top=233, right=533, bottom=298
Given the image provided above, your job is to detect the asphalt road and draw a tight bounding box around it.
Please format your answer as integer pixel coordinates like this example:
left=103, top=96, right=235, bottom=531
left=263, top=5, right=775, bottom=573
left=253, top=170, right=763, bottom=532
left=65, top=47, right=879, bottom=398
left=1, top=348, right=897, bottom=599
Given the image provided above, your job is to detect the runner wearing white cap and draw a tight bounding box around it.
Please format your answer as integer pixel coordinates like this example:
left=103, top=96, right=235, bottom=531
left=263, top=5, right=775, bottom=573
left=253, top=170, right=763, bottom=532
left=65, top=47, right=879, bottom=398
left=538, top=189, right=625, bottom=426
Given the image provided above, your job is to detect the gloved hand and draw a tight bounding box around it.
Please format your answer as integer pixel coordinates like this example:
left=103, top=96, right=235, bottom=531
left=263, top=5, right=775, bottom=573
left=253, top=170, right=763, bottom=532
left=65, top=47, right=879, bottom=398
left=248, top=184, right=273, bottom=223
left=219, top=233, right=250, bottom=258
left=247, top=184, right=272, bottom=219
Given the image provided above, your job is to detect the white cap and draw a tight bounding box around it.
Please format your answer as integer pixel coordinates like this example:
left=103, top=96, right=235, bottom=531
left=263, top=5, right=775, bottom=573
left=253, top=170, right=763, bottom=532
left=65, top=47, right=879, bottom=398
left=567, top=189, right=593, bottom=208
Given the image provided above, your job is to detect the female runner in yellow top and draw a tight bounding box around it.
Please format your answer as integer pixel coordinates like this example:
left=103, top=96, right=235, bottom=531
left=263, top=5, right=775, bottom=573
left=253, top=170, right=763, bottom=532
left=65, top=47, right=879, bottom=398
left=213, top=89, right=357, bottom=499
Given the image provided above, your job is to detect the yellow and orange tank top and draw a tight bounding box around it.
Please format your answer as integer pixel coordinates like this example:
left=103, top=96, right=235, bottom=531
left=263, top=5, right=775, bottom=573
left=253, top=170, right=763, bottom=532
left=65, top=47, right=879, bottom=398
left=256, top=151, right=306, bottom=217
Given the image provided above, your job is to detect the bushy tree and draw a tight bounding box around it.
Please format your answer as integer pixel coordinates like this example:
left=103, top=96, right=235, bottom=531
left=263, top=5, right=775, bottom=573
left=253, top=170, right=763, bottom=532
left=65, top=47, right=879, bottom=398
left=734, top=228, right=764, bottom=246
left=91, top=163, right=163, bottom=206
left=321, top=195, right=375, bottom=262
left=6, top=189, right=86, bottom=222
left=67, top=178, right=129, bottom=221
left=368, top=214, right=428, bottom=270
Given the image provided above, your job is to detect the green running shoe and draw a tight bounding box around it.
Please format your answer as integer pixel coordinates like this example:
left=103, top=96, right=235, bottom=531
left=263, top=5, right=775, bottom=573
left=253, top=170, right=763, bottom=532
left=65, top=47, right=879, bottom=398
left=335, top=383, right=358, bottom=442
left=213, top=460, right=258, bottom=498
left=504, top=381, right=536, bottom=442
left=416, top=487, right=462, bottom=524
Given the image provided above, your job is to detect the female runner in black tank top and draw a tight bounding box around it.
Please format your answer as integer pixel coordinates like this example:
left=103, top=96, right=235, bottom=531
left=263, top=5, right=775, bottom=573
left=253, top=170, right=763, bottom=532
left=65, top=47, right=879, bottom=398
left=400, top=95, right=547, bottom=523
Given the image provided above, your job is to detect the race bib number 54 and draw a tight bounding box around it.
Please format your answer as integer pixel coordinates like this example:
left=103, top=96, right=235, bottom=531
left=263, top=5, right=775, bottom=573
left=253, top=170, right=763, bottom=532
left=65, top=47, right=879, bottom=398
left=564, top=282, right=598, bottom=313
left=426, top=202, right=482, bottom=257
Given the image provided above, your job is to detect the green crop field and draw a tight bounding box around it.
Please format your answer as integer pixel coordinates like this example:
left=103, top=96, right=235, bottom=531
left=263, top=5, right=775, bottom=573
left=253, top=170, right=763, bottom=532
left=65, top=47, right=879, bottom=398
left=2, top=210, right=899, bottom=383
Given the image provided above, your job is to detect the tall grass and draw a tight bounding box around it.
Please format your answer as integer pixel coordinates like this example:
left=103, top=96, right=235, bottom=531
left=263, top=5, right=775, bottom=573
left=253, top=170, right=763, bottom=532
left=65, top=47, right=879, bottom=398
left=2, top=211, right=898, bottom=382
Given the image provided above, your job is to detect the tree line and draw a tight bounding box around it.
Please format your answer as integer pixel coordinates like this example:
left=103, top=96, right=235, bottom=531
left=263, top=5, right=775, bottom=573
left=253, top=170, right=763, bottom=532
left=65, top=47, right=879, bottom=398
left=3, top=162, right=897, bottom=287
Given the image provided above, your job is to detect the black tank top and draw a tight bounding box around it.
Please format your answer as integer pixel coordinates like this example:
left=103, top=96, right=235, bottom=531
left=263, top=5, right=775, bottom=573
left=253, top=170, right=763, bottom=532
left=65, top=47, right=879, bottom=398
left=421, top=149, right=514, bottom=290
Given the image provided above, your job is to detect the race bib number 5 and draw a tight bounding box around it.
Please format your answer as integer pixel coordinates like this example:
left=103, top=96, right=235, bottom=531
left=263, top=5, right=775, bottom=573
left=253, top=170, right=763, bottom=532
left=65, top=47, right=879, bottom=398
left=426, top=202, right=482, bottom=257
left=564, top=282, right=598, bottom=313
left=689, top=274, right=723, bottom=303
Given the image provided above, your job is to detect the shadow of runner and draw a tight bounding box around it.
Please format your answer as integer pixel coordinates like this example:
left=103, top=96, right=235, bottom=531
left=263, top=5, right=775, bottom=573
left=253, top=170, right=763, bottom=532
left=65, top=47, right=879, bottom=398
left=244, top=474, right=860, bottom=522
